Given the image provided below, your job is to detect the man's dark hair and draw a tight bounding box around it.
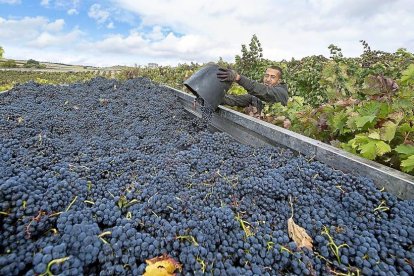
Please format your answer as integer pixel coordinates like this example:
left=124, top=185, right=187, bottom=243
left=268, top=65, right=283, bottom=79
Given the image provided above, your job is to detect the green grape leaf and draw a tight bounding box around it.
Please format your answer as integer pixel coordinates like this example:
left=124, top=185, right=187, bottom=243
left=392, top=96, right=414, bottom=111
left=346, top=114, right=358, bottom=131
left=340, top=142, right=358, bottom=154
left=355, top=115, right=376, bottom=128
left=359, top=141, right=377, bottom=160
left=349, top=134, right=370, bottom=149
left=368, top=131, right=380, bottom=140
left=400, top=64, right=414, bottom=86
left=329, top=110, right=348, bottom=134
left=288, top=96, right=305, bottom=107
left=380, top=121, right=397, bottom=142
left=357, top=101, right=381, bottom=117
left=397, top=123, right=414, bottom=134
left=377, top=103, right=392, bottom=119
left=401, top=155, right=414, bottom=173
left=375, top=141, right=391, bottom=156
left=395, top=144, right=414, bottom=156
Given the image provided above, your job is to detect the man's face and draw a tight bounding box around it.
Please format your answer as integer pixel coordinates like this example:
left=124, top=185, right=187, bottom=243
left=263, top=68, right=280, bottom=87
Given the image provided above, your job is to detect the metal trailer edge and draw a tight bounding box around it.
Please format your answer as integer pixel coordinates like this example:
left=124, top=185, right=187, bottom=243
left=163, top=85, right=414, bottom=200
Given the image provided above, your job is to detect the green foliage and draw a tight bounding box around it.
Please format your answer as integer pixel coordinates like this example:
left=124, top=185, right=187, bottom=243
left=227, top=84, right=247, bottom=96
left=24, top=59, right=41, bottom=68
left=264, top=43, right=414, bottom=174
left=0, top=46, right=4, bottom=58
left=395, top=145, right=414, bottom=173
left=347, top=134, right=391, bottom=160
left=400, top=156, right=414, bottom=173
left=400, top=64, right=414, bottom=86
left=1, top=59, right=17, bottom=68
left=0, top=71, right=99, bottom=90
left=235, top=34, right=267, bottom=81
left=284, top=55, right=329, bottom=106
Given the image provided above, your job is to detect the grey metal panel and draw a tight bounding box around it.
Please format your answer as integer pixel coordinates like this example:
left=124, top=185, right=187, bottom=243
left=164, top=85, right=414, bottom=199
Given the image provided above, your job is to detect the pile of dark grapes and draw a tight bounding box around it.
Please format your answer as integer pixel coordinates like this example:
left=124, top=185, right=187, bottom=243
left=0, top=77, right=413, bottom=275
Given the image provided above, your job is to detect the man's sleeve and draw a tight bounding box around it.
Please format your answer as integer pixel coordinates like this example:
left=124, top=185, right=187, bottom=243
left=237, top=75, right=289, bottom=106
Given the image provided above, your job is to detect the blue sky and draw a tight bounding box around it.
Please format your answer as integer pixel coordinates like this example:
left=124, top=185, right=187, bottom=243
left=1, top=0, right=413, bottom=67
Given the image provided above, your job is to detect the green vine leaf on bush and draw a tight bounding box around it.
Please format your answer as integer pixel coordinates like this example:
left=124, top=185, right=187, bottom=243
left=395, top=144, right=414, bottom=173
left=355, top=115, right=376, bottom=128
left=400, top=64, right=414, bottom=86
left=340, top=142, right=357, bottom=154
left=395, top=144, right=414, bottom=157
left=368, top=131, right=380, bottom=140
left=329, top=109, right=349, bottom=135
left=348, top=134, right=391, bottom=160
left=357, top=101, right=382, bottom=117
left=379, top=121, right=397, bottom=142
left=375, top=141, right=392, bottom=156
left=359, top=141, right=377, bottom=159
left=400, top=156, right=414, bottom=173
left=228, top=84, right=248, bottom=95
left=397, top=123, right=414, bottom=135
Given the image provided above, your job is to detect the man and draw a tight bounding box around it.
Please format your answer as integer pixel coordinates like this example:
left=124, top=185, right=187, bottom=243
left=216, top=66, right=289, bottom=116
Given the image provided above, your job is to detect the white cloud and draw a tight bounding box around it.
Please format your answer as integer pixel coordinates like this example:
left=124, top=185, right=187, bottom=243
left=28, top=28, right=83, bottom=48
left=112, top=0, right=414, bottom=61
left=1, top=1, right=414, bottom=67
left=41, top=0, right=80, bottom=10
left=44, top=19, right=65, bottom=32
left=67, top=8, right=78, bottom=15
left=40, top=0, right=49, bottom=7
left=0, top=0, right=20, bottom=4
left=0, top=16, right=48, bottom=41
left=0, top=16, right=82, bottom=49
left=88, top=3, right=110, bottom=24
left=0, top=0, right=20, bottom=3
left=145, top=26, right=165, bottom=41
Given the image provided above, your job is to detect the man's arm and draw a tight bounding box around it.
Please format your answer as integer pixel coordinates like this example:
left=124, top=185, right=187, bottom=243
left=237, top=75, right=289, bottom=106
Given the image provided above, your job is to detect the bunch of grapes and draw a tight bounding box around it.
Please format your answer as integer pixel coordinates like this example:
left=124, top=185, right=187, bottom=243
left=0, top=77, right=413, bottom=275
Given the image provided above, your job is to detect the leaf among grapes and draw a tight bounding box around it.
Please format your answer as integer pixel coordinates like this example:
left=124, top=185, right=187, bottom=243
left=144, top=255, right=182, bottom=276
left=287, top=218, right=313, bottom=250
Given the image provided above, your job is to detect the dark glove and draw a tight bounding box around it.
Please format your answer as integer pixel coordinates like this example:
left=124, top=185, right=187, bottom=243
left=216, top=68, right=238, bottom=82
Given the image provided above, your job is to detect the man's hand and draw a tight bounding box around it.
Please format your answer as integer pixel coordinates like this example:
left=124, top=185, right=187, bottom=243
left=216, top=68, right=240, bottom=82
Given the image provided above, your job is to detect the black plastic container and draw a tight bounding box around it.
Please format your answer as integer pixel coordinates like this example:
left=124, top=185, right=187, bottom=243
left=184, top=64, right=231, bottom=110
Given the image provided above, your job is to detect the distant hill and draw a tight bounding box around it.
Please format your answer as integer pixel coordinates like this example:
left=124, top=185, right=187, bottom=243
left=0, top=58, right=125, bottom=72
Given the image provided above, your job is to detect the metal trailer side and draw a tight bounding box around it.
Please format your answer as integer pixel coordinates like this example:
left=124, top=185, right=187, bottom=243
left=164, top=85, right=414, bottom=200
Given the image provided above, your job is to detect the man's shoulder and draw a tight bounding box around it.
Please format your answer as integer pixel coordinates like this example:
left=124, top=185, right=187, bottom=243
left=273, top=82, right=289, bottom=93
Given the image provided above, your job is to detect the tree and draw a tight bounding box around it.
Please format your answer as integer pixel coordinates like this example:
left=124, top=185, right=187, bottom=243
left=2, top=59, right=17, bottom=68
left=235, top=34, right=266, bottom=80
left=0, top=46, right=4, bottom=58
left=24, top=59, right=41, bottom=68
